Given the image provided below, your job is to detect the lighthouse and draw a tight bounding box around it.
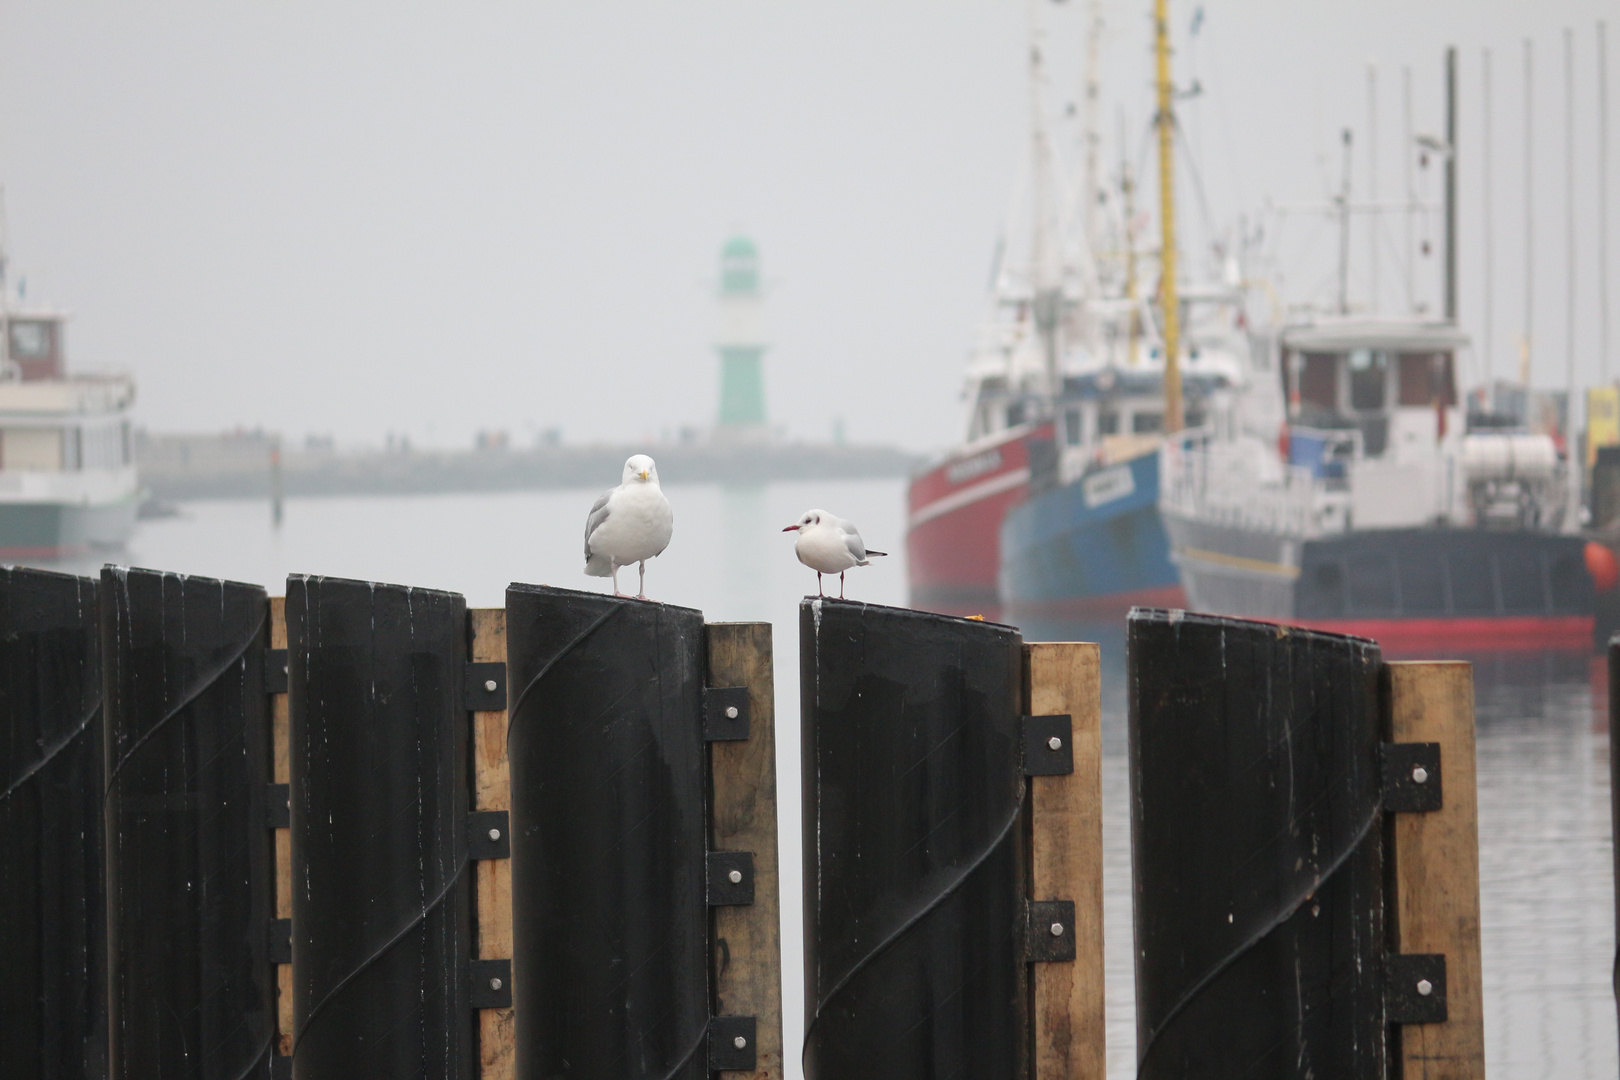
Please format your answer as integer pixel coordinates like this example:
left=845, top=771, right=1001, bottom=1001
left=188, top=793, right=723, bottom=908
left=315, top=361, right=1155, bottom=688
left=714, top=236, right=768, bottom=441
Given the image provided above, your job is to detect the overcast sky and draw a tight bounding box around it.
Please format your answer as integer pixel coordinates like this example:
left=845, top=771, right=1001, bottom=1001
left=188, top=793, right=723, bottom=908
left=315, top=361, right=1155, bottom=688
left=0, top=1, right=1614, bottom=453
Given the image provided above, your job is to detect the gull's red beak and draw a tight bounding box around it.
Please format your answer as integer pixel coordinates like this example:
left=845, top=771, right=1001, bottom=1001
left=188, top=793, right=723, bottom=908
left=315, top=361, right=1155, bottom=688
left=782, top=525, right=800, bottom=532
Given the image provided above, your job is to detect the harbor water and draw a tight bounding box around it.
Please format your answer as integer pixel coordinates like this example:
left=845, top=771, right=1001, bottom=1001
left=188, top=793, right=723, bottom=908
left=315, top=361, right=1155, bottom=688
left=33, top=477, right=1619, bottom=1078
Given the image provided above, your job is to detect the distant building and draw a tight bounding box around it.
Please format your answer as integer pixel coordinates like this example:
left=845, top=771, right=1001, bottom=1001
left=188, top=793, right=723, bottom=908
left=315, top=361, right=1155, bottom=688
left=714, top=236, right=768, bottom=441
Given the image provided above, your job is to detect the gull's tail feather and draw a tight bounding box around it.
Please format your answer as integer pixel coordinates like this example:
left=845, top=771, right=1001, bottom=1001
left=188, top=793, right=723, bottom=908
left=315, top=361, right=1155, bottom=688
left=865, top=549, right=889, bottom=558
left=584, top=553, right=613, bottom=577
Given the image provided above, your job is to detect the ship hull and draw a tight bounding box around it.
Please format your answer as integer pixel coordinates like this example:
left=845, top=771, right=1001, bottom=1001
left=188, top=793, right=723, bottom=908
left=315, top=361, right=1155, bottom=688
left=1162, top=514, right=1596, bottom=651
left=0, top=498, right=138, bottom=558
left=906, top=425, right=1046, bottom=610
left=999, top=451, right=1184, bottom=616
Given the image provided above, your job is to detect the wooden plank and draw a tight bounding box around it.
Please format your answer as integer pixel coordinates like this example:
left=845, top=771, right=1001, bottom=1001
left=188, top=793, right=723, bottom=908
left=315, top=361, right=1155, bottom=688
left=470, top=607, right=515, bottom=1080
left=1388, top=661, right=1485, bottom=1078
left=268, top=596, right=293, bottom=1058
left=1023, top=642, right=1105, bottom=1080
left=706, top=622, right=784, bottom=1080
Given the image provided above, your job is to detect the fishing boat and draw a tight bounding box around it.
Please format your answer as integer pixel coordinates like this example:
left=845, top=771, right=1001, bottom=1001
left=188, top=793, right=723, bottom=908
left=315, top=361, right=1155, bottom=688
left=0, top=295, right=138, bottom=557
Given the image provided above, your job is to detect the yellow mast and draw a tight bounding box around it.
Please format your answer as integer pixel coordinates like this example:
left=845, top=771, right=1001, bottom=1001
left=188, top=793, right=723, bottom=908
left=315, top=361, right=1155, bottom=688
left=1154, top=0, right=1184, bottom=432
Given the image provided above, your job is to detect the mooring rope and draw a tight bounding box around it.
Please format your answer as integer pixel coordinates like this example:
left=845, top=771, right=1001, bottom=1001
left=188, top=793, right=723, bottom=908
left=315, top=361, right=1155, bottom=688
left=802, top=783, right=1026, bottom=1056
left=0, top=696, right=100, bottom=804
left=1133, top=791, right=1382, bottom=1078
left=102, top=606, right=267, bottom=802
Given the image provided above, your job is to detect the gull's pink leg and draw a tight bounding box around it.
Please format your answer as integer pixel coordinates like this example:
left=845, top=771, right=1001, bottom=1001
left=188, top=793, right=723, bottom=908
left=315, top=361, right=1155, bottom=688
left=840, top=571, right=846, bottom=599
left=817, top=573, right=824, bottom=597
left=611, top=563, right=623, bottom=597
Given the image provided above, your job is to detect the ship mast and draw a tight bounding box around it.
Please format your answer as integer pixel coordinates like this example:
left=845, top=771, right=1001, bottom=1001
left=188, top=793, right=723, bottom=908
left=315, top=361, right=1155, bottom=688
left=1028, top=4, right=1064, bottom=404
left=1154, top=0, right=1184, bottom=433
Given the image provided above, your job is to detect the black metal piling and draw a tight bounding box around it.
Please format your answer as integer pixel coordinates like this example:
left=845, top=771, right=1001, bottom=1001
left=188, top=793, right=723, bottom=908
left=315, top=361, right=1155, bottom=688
left=285, top=575, right=472, bottom=1079
left=0, top=568, right=104, bottom=1080
left=100, top=566, right=276, bottom=1080
left=505, top=585, right=710, bottom=1080
left=799, top=597, right=1028, bottom=1079
left=1127, top=609, right=1386, bottom=1079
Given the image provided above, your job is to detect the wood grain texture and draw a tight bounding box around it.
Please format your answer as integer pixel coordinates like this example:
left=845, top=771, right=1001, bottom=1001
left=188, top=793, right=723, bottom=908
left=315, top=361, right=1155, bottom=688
left=1024, top=642, right=1105, bottom=1080
left=470, top=607, right=515, bottom=1080
left=268, top=597, right=293, bottom=1056
left=706, top=622, right=784, bottom=1080
left=1388, top=661, right=1485, bottom=1079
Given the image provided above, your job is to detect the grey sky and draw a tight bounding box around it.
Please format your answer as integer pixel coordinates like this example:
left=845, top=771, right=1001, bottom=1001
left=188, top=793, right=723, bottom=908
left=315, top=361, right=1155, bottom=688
left=0, top=1, right=1613, bottom=453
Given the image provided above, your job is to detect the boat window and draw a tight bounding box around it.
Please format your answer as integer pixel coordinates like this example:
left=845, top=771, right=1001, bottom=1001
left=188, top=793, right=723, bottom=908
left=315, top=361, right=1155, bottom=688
left=1063, top=408, right=1083, bottom=446
left=63, top=428, right=82, bottom=470
left=1132, top=411, right=1163, bottom=434
left=1097, top=409, right=1120, bottom=436
left=1006, top=401, right=1026, bottom=427
left=1299, top=352, right=1338, bottom=410
left=1397, top=352, right=1456, bottom=407
left=1348, top=349, right=1389, bottom=411
left=0, top=427, right=63, bottom=471
left=7, top=320, right=52, bottom=358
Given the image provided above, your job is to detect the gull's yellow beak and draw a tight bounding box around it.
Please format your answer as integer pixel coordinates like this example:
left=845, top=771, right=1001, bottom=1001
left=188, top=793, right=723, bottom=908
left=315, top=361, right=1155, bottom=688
left=639, top=469, right=650, bottom=481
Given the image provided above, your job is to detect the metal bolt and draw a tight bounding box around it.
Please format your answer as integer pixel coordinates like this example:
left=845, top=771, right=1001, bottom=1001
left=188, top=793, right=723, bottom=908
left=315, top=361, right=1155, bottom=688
left=728, top=869, right=743, bottom=884
left=733, top=1035, right=748, bottom=1049
left=1412, top=765, right=1429, bottom=784
left=1049, top=922, right=1065, bottom=937
left=1416, top=978, right=1433, bottom=997
left=726, top=705, right=739, bottom=719
left=490, top=977, right=503, bottom=991
left=484, top=679, right=498, bottom=693
left=1047, top=736, right=1063, bottom=751
left=488, top=828, right=501, bottom=842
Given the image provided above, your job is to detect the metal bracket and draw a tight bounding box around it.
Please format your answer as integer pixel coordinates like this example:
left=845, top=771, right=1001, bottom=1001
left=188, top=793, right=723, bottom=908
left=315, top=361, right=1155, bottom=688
left=464, top=662, right=507, bottom=711
left=1386, top=953, right=1447, bottom=1024
left=706, top=851, right=755, bottom=906
left=266, top=783, right=290, bottom=829
left=1024, top=900, right=1077, bottom=962
left=265, top=649, right=288, bottom=694
left=269, top=918, right=292, bottom=965
left=704, top=687, right=750, bottom=741
left=469, top=958, right=512, bottom=1009
left=707, top=1016, right=758, bottom=1071
left=1022, top=715, right=1074, bottom=776
left=270, top=1056, right=292, bottom=1080
left=467, top=810, right=511, bottom=861
left=1382, top=742, right=1442, bottom=813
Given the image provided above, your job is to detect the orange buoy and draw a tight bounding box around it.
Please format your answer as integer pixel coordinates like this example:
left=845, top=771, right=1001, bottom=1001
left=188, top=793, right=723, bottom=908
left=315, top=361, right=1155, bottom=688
left=1585, top=540, right=1620, bottom=591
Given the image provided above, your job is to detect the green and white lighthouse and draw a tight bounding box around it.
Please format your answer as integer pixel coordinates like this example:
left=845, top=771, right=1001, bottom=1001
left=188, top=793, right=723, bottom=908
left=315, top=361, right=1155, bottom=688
left=714, top=236, right=768, bottom=439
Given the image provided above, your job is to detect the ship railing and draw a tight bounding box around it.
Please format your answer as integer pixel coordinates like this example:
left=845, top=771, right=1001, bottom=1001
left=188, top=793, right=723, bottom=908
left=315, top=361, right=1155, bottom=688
left=1161, top=429, right=1323, bottom=538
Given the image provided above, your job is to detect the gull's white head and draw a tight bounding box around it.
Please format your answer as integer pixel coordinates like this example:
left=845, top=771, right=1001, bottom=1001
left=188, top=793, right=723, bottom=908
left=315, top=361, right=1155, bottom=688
left=782, top=508, right=828, bottom=533
left=623, top=454, right=658, bottom=484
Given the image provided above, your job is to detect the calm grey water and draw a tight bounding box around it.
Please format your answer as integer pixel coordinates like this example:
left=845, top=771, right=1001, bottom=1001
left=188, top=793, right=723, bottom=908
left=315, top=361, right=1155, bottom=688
left=34, top=477, right=1618, bottom=1078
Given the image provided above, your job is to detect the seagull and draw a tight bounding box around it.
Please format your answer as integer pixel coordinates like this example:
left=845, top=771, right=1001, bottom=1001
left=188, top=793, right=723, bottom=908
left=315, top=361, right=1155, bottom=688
left=584, top=454, right=674, bottom=599
left=782, top=508, right=887, bottom=598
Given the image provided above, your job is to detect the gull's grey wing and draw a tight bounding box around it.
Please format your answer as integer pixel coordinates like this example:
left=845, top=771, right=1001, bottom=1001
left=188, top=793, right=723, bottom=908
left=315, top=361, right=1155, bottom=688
left=584, top=488, right=613, bottom=558
left=842, top=524, right=869, bottom=563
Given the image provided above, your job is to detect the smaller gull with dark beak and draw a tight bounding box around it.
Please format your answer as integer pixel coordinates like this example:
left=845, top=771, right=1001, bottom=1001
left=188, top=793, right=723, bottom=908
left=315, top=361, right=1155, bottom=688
left=782, top=509, right=887, bottom=598
left=584, top=454, right=673, bottom=599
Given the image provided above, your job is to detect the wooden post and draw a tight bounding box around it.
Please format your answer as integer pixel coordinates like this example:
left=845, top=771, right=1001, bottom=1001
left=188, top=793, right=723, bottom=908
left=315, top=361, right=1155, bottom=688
left=471, top=607, right=515, bottom=1079
left=1387, top=661, right=1486, bottom=1078
left=1023, top=642, right=1105, bottom=1080
left=269, top=596, right=292, bottom=1059
left=706, top=623, right=784, bottom=1079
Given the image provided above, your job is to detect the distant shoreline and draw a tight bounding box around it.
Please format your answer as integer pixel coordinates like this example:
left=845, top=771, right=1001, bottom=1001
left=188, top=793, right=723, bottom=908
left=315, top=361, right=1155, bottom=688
left=137, top=433, right=924, bottom=501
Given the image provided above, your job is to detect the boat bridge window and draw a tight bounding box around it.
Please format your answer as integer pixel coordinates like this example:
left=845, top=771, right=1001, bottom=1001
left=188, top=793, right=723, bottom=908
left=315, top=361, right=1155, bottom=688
left=1006, top=401, right=1027, bottom=427
left=1397, top=352, right=1456, bottom=407
left=1097, top=408, right=1120, bottom=436
left=0, top=427, right=62, bottom=471
left=1132, top=411, right=1163, bottom=434
left=1063, top=408, right=1082, bottom=446
left=1348, top=349, right=1389, bottom=411
left=1298, top=352, right=1338, bottom=410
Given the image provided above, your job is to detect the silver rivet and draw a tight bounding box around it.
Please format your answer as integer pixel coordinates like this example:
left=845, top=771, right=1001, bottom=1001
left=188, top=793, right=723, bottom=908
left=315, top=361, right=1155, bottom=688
left=1416, top=978, right=1433, bottom=996
left=733, top=1035, right=747, bottom=1049
left=726, top=705, right=739, bottom=719
left=485, top=679, right=498, bottom=693
left=488, top=828, right=501, bottom=842
left=1047, top=735, right=1063, bottom=751
left=728, top=869, right=743, bottom=884
left=1412, top=765, right=1429, bottom=784
left=1049, top=922, right=1065, bottom=937
left=490, top=977, right=503, bottom=990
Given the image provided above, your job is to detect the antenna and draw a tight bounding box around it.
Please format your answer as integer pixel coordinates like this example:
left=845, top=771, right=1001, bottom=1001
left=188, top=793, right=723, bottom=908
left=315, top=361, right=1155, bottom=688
left=1337, top=129, right=1354, bottom=315
left=1404, top=66, right=1416, bottom=313
left=1081, top=0, right=1103, bottom=275
left=1565, top=28, right=1576, bottom=407
left=1444, top=47, right=1458, bottom=323
left=1599, top=21, right=1611, bottom=381
left=1368, top=61, right=1379, bottom=314
left=1523, top=38, right=1535, bottom=387
left=1484, top=47, right=1495, bottom=382
left=1026, top=0, right=1063, bottom=401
